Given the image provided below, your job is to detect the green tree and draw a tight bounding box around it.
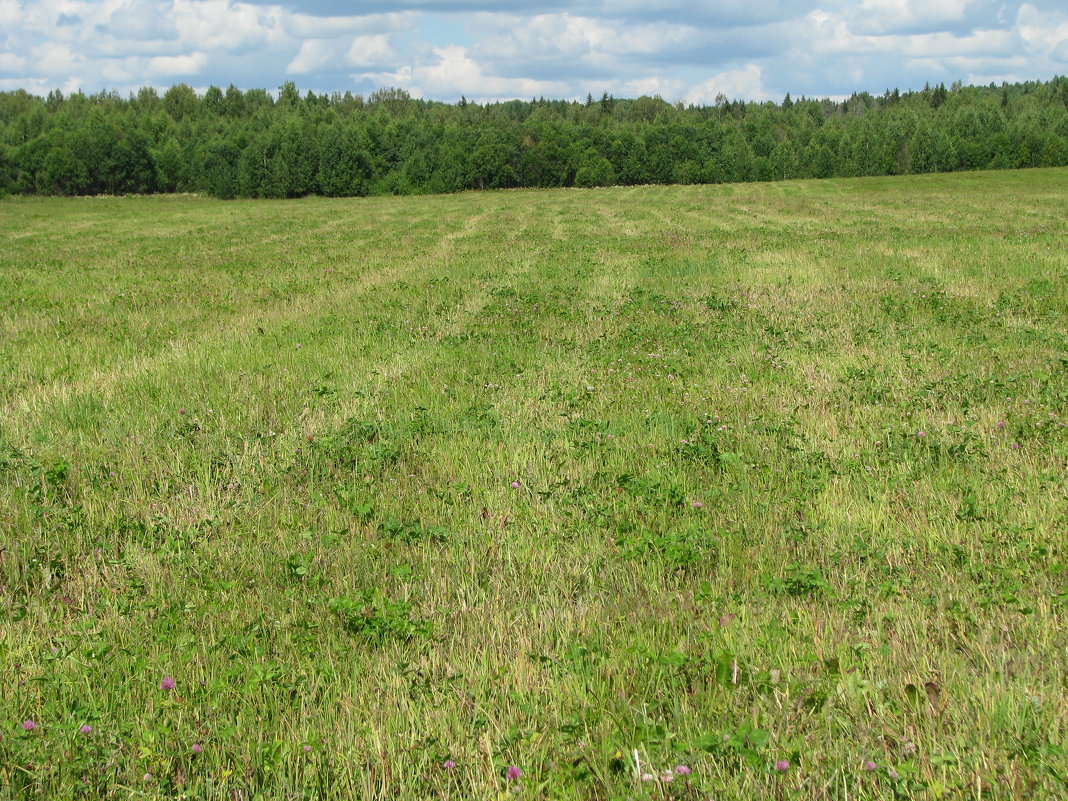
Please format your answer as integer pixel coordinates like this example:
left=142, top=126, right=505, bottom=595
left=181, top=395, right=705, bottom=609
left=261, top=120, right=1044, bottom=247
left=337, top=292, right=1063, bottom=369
left=470, top=127, right=520, bottom=190
left=162, top=84, right=198, bottom=121
left=203, top=86, right=225, bottom=116
left=152, top=138, right=185, bottom=192
left=108, top=131, right=157, bottom=193
left=318, top=126, right=372, bottom=196
left=199, top=138, right=239, bottom=198
left=574, top=149, right=614, bottom=187
left=770, top=138, right=799, bottom=180
left=0, top=143, right=13, bottom=194
left=42, top=143, right=88, bottom=194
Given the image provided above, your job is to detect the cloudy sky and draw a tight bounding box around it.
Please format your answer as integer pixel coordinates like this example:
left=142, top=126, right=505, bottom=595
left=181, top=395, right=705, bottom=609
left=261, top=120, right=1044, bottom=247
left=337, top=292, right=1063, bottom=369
left=1, top=0, right=1066, bottom=103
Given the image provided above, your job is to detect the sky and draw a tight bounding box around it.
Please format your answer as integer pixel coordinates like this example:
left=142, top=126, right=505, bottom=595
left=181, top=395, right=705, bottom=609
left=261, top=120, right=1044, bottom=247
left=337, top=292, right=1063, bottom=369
left=1, top=0, right=1066, bottom=104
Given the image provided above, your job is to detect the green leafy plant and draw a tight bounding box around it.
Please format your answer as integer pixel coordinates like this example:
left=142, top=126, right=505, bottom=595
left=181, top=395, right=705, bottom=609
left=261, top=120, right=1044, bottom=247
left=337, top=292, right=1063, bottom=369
left=328, top=590, right=430, bottom=642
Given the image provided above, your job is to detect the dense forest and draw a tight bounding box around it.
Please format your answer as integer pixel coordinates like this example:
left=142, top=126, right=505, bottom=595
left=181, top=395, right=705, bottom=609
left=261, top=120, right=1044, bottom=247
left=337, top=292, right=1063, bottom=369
left=1, top=77, right=1067, bottom=198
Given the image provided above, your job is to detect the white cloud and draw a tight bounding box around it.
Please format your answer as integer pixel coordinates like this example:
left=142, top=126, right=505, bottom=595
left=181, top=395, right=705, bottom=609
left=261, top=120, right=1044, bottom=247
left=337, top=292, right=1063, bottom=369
left=145, top=51, right=207, bottom=75
left=99, top=59, right=136, bottom=84
left=287, top=38, right=344, bottom=74
left=854, top=0, right=973, bottom=33
left=346, top=34, right=396, bottom=67
left=618, top=75, right=685, bottom=98
left=683, top=64, right=771, bottom=104
left=366, top=45, right=571, bottom=101
left=33, top=41, right=82, bottom=75
left=602, top=21, right=697, bottom=55
left=100, top=0, right=179, bottom=40
left=288, top=33, right=397, bottom=73
left=805, top=9, right=1019, bottom=57
left=0, top=0, right=1064, bottom=103
left=285, top=11, right=416, bottom=38
left=167, top=0, right=281, bottom=54
left=0, top=0, right=23, bottom=27
left=472, top=12, right=697, bottom=62
left=0, top=52, right=27, bottom=73
left=472, top=13, right=609, bottom=60
left=791, top=1, right=1068, bottom=89
left=1016, top=3, right=1068, bottom=57
left=600, top=0, right=790, bottom=25
left=901, top=29, right=1016, bottom=57
left=0, top=75, right=84, bottom=94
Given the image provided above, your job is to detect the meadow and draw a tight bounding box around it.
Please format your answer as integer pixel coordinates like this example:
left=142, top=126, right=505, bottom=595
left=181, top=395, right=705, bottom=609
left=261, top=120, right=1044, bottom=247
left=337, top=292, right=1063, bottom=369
left=1, top=168, right=1066, bottom=800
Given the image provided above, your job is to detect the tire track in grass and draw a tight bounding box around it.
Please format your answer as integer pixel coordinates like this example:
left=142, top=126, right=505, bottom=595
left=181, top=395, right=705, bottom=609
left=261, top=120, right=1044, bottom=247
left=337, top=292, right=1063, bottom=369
left=3, top=201, right=546, bottom=535
left=108, top=203, right=550, bottom=607
left=0, top=204, right=498, bottom=438
left=399, top=194, right=663, bottom=653
left=1, top=204, right=447, bottom=382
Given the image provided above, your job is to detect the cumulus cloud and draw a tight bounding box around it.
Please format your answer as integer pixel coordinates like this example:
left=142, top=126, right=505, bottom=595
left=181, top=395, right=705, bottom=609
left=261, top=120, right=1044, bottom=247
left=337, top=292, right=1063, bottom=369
left=33, top=42, right=82, bottom=77
left=288, top=32, right=400, bottom=74
left=618, top=75, right=685, bottom=98
left=346, top=35, right=397, bottom=68
left=0, top=0, right=1064, bottom=102
left=284, top=11, right=416, bottom=38
left=853, top=0, right=974, bottom=34
left=97, top=0, right=180, bottom=40
left=239, top=0, right=576, bottom=14
left=804, top=9, right=1016, bottom=57
left=793, top=1, right=1067, bottom=90
left=0, top=52, right=26, bottom=73
left=287, top=38, right=344, bottom=74
left=145, top=51, right=208, bottom=76
left=600, top=0, right=798, bottom=25
left=1016, top=3, right=1068, bottom=57
left=466, top=11, right=706, bottom=85
left=469, top=11, right=700, bottom=70
left=168, top=0, right=281, bottom=54
left=471, top=12, right=697, bottom=60
left=366, top=45, right=571, bottom=101
left=683, top=64, right=772, bottom=105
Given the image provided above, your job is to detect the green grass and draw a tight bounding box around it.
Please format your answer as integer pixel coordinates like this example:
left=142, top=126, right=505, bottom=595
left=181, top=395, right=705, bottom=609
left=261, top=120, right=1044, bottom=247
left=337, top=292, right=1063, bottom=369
left=1, top=169, right=1067, bottom=800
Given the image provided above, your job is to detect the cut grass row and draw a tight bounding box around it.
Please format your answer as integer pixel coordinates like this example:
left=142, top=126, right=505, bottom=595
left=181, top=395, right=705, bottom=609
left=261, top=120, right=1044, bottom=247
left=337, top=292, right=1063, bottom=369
left=1, top=169, right=1066, bottom=799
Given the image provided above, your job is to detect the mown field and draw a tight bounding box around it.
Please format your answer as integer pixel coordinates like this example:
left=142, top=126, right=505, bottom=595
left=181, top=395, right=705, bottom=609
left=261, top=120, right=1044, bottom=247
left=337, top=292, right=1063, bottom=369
left=1, top=169, right=1066, bottom=800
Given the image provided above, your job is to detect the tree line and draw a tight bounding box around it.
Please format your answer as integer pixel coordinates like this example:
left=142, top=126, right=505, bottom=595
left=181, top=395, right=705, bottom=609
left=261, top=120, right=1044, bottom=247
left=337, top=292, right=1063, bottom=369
left=1, top=77, right=1067, bottom=198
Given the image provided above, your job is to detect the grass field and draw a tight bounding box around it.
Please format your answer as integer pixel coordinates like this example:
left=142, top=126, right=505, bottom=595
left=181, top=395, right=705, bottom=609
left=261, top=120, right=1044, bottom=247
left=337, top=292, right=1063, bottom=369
left=1, top=169, right=1067, bottom=800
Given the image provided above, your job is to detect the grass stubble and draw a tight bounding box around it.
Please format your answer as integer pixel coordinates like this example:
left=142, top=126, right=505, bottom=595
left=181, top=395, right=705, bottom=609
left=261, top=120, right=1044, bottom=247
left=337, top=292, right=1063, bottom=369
left=0, top=169, right=1066, bottom=799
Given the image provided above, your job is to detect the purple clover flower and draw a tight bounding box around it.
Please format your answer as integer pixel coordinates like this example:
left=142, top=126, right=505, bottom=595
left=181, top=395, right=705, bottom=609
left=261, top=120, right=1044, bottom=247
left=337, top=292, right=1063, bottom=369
left=774, top=759, right=789, bottom=772
left=160, top=676, right=176, bottom=691
left=506, top=766, right=521, bottom=780
left=21, top=720, right=36, bottom=731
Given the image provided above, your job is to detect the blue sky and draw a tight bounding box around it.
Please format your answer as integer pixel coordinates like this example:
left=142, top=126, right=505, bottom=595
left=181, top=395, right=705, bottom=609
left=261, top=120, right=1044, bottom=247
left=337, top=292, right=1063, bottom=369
left=1, top=0, right=1066, bottom=102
